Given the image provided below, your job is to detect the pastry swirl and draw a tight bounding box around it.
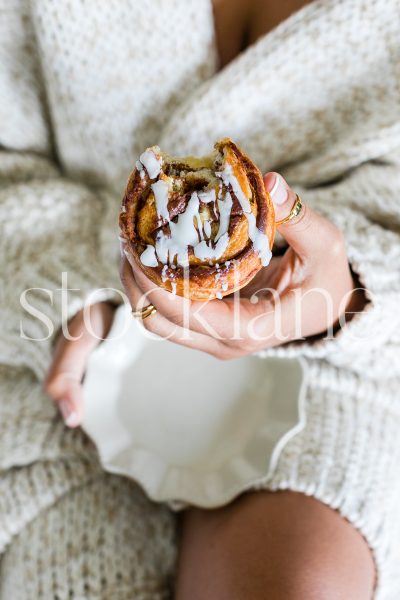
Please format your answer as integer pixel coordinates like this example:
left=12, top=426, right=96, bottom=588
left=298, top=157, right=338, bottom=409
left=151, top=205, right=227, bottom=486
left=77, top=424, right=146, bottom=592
left=119, top=138, right=275, bottom=301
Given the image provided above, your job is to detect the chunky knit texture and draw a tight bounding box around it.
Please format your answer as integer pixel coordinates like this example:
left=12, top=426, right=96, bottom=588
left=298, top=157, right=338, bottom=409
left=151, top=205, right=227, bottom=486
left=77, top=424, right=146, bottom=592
left=1, top=0, right=400, bottom=598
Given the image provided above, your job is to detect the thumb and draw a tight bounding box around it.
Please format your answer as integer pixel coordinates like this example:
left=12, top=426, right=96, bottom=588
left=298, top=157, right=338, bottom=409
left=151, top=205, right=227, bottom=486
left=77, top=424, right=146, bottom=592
left=264, top=172, right=331, bottom=258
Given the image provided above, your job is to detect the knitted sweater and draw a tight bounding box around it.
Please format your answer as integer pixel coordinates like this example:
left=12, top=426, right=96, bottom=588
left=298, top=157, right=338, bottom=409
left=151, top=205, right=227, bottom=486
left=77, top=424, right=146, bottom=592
left=1, top=0, right=400, bottom=598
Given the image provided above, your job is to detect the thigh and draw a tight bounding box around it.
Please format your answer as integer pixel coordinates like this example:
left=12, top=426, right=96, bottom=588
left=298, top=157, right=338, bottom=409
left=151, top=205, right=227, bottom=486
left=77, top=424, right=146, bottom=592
left=175, top=491, right=376, bottom=600
left=0, top=473, right=177, bottom=600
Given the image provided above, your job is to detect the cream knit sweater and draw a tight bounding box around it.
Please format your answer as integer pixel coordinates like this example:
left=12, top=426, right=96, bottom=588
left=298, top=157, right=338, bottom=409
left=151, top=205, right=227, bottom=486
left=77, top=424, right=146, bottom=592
left=1, top=0, right=400, bottom=598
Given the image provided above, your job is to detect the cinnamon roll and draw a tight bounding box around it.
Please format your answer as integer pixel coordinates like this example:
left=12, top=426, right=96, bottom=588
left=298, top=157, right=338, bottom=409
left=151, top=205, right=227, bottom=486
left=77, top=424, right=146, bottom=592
left=119, top=138, right=275, bottom=301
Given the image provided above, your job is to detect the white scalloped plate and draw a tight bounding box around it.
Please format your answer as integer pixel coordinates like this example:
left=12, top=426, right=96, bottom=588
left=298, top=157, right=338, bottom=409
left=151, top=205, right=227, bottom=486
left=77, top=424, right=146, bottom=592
left=83, top=304, right=307, bottom=508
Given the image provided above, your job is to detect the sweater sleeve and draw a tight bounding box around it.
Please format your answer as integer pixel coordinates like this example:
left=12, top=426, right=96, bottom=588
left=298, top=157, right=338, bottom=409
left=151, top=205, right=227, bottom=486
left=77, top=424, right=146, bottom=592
left=259, top=157, right=400, bottom=379
left=0, top=4, right=122, bottom=379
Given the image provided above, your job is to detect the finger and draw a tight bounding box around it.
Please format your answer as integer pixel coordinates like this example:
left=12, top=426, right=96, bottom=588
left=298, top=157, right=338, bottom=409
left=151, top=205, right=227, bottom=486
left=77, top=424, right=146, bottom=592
left=124, top=251, right=270, bottom=342
left=123, top=251, right=228, bottom=337
left=122, top=253, right=288, bottom=351
left=264, top=172, right=338, bottom=259
left=239, top=256, right=283, bottom=299
left=120, top=257, right=229, bottom=357
left=44, top=303, right=114, bottom=427
left=45, top=334, right=89, bottom=428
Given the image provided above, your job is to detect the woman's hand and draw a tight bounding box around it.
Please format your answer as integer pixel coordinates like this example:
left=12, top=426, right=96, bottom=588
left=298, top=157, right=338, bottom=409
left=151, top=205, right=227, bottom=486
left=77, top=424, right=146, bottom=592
left=120, top=173, right=364, bottom=360
left=44, top=302, right=115, bottom=427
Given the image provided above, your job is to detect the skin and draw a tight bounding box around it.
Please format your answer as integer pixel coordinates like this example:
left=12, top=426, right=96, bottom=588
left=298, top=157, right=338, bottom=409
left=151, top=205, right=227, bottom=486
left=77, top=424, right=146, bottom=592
left=213, top=0, right=315, bottom=67
left=45, top=0, right=375, bottom=597
left=44, top=301, right=114, bottom=426
left=175, top=492, right=375, bottom=600
left=119, top=174, right=365, bottom=360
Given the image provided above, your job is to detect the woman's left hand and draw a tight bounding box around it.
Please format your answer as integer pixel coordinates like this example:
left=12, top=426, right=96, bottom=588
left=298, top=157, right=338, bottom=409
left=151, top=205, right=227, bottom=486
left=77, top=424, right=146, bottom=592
left=120, top=172, right=365, bottom=360
left=44, top=302, right=115, bottom=426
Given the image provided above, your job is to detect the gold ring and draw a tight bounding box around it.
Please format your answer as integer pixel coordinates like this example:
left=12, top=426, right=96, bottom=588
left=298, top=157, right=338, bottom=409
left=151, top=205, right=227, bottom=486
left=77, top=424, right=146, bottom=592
left=131, top=304, right=157, bottom=320
left=275, top=194, right=303, bottom=226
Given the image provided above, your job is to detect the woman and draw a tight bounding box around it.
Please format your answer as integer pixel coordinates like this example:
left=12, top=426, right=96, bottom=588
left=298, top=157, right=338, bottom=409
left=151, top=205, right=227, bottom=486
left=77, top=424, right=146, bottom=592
left=1, top=0, right=399, bottom=598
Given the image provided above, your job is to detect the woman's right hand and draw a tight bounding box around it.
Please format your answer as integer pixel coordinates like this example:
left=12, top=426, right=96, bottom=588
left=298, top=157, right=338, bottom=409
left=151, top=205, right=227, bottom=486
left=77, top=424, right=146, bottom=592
left=120, top=172, right=365, bottom=360
left=44, top=302, right=115, bottom=427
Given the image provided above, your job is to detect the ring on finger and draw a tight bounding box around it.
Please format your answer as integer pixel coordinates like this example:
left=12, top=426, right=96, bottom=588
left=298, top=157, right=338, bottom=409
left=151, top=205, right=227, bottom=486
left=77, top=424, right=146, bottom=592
left=131, top=304, right=157, bottom=320
left=275, top=194, right=303, bottom=226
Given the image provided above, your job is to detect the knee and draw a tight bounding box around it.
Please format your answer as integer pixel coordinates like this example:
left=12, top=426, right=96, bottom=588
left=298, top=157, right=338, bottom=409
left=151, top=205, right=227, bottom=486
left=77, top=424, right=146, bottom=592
left=264, top=563, right=367, bottom=600
left=176, top=492, right=375, bottom=600
left=234, top=522, right=375, bottom=600
left=202, top=554, right=373, bottom=600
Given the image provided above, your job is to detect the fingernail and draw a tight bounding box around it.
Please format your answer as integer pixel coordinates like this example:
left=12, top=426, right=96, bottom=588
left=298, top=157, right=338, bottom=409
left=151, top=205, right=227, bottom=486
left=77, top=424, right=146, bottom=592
left=267, top=173, right=288, bottom=205
left=59, top=400, right=80, bottom=428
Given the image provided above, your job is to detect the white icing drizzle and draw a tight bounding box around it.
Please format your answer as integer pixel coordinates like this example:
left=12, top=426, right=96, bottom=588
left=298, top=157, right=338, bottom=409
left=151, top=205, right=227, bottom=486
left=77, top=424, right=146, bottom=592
left=203, top=221, right=212, bottom=238
left=151, top=179, right=170, bottom=222
left=194, top=233, right=229, bottom=261
left=140, top=244, right=158, bottom=267
left=246, top=212, right=272, bottom=267
left=212, top=200, right=218, bottom=220
left=139, top=157, right=272, bottom=271
left=218, top=161, right=272, bottom=267
left=161, top=264, right=169, bottom=282
left=222, top=281, right=228, bottom=292
left=195, top=214, right=205, bottom=241
left=136, top=160, right=146, bottom=179
left=216, top=292, right=223, bottom=300
left=153, top=188, right=233, bottom=266
left=218, top=163, right=251, bottom=213
left=139, top=148, right=162, bottom=179
left=198, top=189, right=216, bottom=204
left=215, top=192, right=233, bottom=242
left=155, top=192, right=200, bottom=267
left=171, top=282, right=177, bottom=295
left=137, top=148, right=272, bottom=278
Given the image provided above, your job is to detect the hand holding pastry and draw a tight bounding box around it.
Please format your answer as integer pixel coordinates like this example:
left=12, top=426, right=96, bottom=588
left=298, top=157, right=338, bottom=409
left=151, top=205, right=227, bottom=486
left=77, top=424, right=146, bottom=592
left=120, top=142, right=364, bottom=359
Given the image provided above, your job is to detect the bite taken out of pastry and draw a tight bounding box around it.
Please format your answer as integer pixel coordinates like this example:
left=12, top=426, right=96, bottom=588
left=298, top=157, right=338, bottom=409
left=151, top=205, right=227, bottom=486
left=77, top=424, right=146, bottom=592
left=119, top=138, right=276, bottom=301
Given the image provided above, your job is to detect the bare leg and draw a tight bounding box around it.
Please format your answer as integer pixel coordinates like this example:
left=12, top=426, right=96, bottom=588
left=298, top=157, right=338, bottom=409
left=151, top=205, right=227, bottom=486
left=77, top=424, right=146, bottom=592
left=175, top=491, right=375, bottom=600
